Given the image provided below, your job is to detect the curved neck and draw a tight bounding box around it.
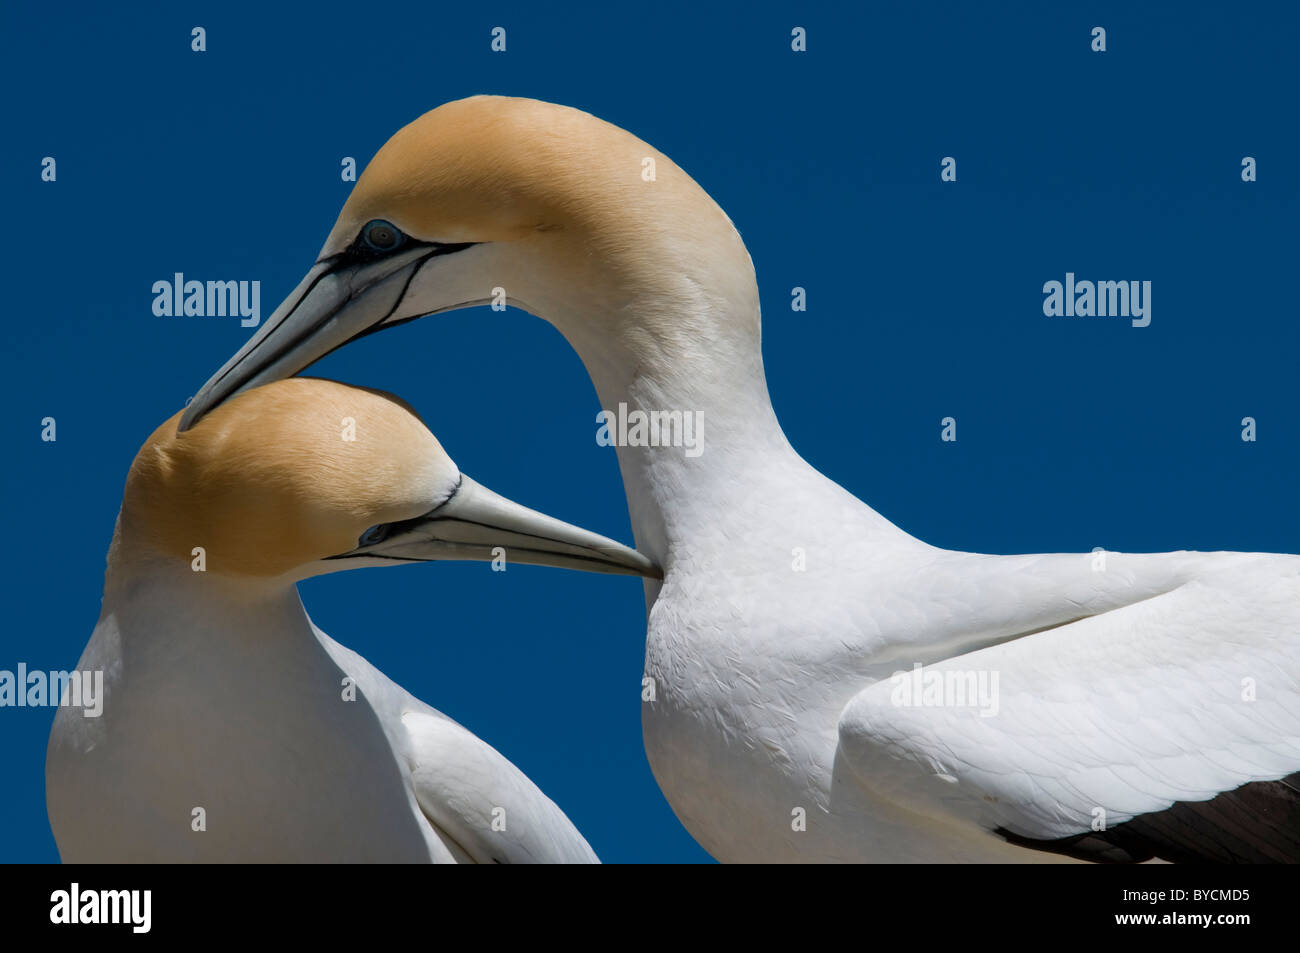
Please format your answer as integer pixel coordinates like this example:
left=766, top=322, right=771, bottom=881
left=547, top=262, right=794, bottom=563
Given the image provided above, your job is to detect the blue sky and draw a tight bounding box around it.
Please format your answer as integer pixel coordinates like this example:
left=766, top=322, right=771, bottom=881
left=2, top=1, right=1296, bottom=862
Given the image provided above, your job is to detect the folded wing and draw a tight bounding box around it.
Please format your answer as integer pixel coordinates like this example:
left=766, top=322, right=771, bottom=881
left=838, top=561, right=1300, bottom=862
left=402, top=711, right=600, bottom=864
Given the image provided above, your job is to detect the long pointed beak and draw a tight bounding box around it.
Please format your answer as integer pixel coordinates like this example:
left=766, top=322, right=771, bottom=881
left=178, top=244, right=470, bottom=432
left=332, top=476, right=662, bottom=579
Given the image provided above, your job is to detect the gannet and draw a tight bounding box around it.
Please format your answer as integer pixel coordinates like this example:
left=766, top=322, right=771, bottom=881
left=176, top=97, right=1300, bottom=863
left=48, top=377, right=660, bottom=862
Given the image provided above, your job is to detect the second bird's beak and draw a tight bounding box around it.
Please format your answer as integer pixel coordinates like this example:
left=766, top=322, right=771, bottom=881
left=329, top=475, right=661, bottom=579
left=179, top=244, right=467, bottom=432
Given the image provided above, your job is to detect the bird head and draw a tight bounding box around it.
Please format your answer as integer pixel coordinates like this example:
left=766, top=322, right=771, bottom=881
left=124, top=378, right=659, bottom=581
left=177, top=95, right=756, bottom=432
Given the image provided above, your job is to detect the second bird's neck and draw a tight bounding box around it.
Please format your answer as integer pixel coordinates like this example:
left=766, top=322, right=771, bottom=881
left=103, top=537, right=317, bottom=657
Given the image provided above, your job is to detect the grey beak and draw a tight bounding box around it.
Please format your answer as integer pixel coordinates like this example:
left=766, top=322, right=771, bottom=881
left=179, top=243, right=470, bottom=432
left=332, top=476, right=661, bottom=579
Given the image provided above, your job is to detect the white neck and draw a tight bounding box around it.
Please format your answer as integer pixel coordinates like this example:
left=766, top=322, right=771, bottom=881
left=102, top=544, right=316, bottom=668
left=552, top=281, right=795, bottom=563
left=56, top=533, right=437, bottom=862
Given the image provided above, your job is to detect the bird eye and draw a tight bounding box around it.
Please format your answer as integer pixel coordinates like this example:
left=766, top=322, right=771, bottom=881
left=358, top=524, right=391, bottom=547
left=361, top=219, right=404, bottom=252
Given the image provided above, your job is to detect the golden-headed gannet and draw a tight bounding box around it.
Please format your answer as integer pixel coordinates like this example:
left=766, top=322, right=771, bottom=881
left=177, top=97, right=1300, bottom=863
left=48, top=376, right=659, bottom=862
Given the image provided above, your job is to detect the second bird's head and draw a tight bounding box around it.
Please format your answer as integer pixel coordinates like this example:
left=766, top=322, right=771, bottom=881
left=177, top=95, right=755, bottom=432
left=124, top=378, right=659, bottom=582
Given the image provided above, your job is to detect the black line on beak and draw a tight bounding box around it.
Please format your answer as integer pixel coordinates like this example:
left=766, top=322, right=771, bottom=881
left=217, top=242, right=477, bottom=397
left=308, top=242, right=479, bottom=363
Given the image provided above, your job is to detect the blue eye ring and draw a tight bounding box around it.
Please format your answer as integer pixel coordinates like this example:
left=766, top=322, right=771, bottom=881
left=361, top=219, right=404, bottom=253
left=358, top=524, right=391, bottom=547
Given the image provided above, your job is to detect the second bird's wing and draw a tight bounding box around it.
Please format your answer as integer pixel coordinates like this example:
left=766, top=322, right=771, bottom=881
left=313, top=624, right=599, bottom=864
left=400, top=710, right=601, bottom=864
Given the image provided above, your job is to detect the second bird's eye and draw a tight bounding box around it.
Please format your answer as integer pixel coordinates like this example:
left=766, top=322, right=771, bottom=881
left=361, top=219, right=403, bottom=252
left=358, top=524, right=391, bottom=547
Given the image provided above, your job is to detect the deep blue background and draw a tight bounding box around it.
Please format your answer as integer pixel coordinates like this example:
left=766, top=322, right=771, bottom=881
left=2, top=2, right=1296, bottom=862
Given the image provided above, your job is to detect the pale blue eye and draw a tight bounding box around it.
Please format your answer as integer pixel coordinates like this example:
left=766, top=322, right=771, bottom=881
left=362, top=219, right=404, bottom=252
left=359, top=524, right=391, bottom=547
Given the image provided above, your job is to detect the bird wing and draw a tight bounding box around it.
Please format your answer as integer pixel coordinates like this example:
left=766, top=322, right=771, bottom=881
left=312, top=625, right=598, bottom=864
left=837, top=559, right=1300, bottom=861
left=400, top=710, right=601, bottom=864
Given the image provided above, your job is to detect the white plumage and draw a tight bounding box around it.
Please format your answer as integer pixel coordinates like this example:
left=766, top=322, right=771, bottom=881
left=176, top=96, right=1300, bottom=862
left=48, top=378, right=661, bottom=862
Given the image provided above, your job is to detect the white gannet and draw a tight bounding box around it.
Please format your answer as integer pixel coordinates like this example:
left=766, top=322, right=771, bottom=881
left=177, top=97, right=1300, bottom=863
left=48, top=376, right=660, bottom=862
